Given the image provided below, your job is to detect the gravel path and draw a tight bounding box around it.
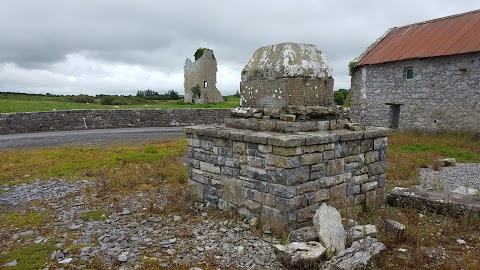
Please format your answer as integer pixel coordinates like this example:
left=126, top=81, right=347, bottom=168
left=419, top=163, right=480, bottom=193
left=0, top=179, right=284, bottom=269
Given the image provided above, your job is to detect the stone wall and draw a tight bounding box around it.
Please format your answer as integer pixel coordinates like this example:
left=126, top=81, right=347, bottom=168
left=184, top=125, right=388, bottom=232
left=0, top=109, right=230, bottom=135
left=350, top=52, right=480, bottom=133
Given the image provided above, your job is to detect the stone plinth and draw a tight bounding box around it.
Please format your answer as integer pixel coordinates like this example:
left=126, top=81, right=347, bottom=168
left=184, top=125, right=388, bottom=232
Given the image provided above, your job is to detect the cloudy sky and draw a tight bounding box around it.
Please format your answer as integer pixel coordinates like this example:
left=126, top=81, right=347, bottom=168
left=0, top=0, right=478, bottom=96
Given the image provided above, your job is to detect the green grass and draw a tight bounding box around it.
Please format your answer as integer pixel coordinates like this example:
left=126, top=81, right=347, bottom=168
left=398, top=143, right=479, bottom=162
left=0, top=212, right=49, bottom=229
left=0, top=243, right=56, bottom=270
left=0, top=139, right=188, bottom=190
left=0, top=94, right=240, bottom=113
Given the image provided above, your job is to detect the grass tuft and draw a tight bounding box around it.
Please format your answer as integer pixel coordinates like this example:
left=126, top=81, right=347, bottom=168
left=0, top=243, right=56, bottom=270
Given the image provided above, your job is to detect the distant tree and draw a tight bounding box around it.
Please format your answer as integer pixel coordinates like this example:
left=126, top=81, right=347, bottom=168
left=334, top=91, right=345, bottom=105
left=334, top=89, right=351, bottom=106
left=233, top=90, right=240, bottom=97
left=136, top=89, right=159, bottom=97
left=167, top=89, right=180, bottom=100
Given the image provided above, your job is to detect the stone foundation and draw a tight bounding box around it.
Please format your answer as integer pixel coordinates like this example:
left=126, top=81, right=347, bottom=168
left=184, top=125, right=388, bottom=232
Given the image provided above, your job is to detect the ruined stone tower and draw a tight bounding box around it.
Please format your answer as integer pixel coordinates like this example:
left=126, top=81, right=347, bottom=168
left=184, top=48, right=223, bottom=104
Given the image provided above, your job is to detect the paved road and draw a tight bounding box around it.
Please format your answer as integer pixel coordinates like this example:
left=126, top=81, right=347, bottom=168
left=0, top=127, right=185, bottom=150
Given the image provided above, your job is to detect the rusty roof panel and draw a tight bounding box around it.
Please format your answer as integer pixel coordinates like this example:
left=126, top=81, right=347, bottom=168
left=358, top=9, right=480, bottom=65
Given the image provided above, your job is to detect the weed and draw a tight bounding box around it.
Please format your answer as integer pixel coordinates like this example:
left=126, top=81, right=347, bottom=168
left=82, top=210, right=107, bottom=221
left=144, top=146, right=158, bottom=154
left=279, top=232, right=289, bottom=245
left=431, top=178, right=445, bottom=191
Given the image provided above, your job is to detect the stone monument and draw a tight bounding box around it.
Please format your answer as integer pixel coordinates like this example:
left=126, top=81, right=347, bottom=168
left=184, top=42, right=388, bottom=232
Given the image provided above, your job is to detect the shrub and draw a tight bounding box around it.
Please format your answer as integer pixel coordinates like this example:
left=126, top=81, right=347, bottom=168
left=191, top=84, right=201, bottom=98
left=348, top=60, right=357, bottom=76
left=100, top=96, right=116, bottom=105
left=71, top=95, right=95, bottom=103
left=194, top=47, right=215, bottom=61
left=111, top=99, right=128, bottom=105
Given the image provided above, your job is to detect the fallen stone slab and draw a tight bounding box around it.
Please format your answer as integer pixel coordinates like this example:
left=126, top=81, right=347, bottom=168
left=451, top=186, right=478, bottom=196
left=274, top=241, right=326, bottom=270
left=349, top=224, right=377, bottom=241
left=381, top=219, right=405, bottom=240
left=322, top=237, right=385, bottom=270
left=288, top=226, right=319, bottom=242
left=387, top=187, right=480, bottom=217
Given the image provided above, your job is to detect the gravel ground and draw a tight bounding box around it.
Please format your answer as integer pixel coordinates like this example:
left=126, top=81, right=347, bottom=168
left=419, top=163, right=480, bottom=193
left=0, top=179, right=284, bottom=269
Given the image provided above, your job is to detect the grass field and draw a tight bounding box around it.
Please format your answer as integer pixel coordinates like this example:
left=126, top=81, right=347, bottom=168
left=0, top=93, right=240, bottom=113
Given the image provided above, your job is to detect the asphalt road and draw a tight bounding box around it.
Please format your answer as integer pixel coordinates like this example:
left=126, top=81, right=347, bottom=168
left=0, top=127, right=185, bottom=150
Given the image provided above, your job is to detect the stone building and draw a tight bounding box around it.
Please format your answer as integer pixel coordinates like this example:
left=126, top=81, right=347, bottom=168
left=350, top=10, right=480, bottom=133
left=184, top=43, right=388, bottom=232
left=184, top=48, right=223, bottom=104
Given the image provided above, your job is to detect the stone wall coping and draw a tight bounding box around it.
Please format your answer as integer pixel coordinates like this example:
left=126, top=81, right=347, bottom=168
left=0, top=108, right=231, bottom=135
left=0, top=108, right=225, bottom=116
left=183, top=125, right=389, bottom=145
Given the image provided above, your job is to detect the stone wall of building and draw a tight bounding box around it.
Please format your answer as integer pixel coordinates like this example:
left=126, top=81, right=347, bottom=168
left=184, top=125, right=388, bottom=232
left=0, top=109, right=230, bottom=135
left=350, top=52, right=480, bottom=133
left=184, top=49, right=223, bottom=104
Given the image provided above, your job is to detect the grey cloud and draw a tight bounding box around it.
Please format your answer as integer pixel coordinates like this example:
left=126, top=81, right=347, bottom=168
left=0, top=0, right=479, bottom=94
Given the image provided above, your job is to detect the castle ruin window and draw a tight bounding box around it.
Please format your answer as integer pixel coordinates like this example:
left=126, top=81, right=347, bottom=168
left=204, top=81, right=208, bottom=88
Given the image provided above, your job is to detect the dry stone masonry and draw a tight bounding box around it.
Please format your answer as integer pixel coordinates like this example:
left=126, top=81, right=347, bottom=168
left=184, top=42, right=388, bottom=232
left=184, top=48, right=223, bottom=104
left=0, top=109, right=230, bottom=135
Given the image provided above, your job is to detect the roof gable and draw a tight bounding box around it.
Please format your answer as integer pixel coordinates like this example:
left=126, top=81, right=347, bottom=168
left=357, top=9, right=480, bottom=66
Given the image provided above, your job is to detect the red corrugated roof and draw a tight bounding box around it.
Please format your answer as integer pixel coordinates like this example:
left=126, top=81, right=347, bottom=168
left=357, top=9, right=480, bottom=66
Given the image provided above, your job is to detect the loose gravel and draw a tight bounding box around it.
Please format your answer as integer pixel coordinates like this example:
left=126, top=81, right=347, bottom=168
left=419, top=163, right=480, bottom=193
left=0, top=179, right=284, bottom=269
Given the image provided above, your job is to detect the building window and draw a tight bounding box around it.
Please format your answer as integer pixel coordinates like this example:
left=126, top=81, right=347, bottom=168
left=405, top=67, right=413, bottom=80
left=204, top=81, right=208, bottom=88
